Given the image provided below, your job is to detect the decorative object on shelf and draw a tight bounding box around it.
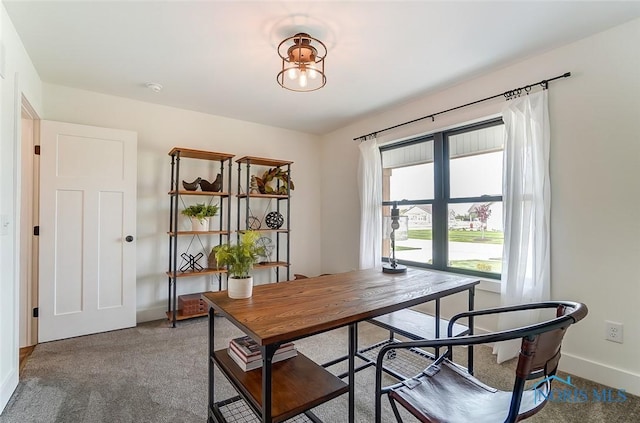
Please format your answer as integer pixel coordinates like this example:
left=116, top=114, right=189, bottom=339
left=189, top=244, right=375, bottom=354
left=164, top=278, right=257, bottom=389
left=256, top=236, right=274, bottom=263
left=265, top=211, right=284, bottom=229
left=182, top=177, right=201, bottom=191
left=228, top=335, right=297, bottom=371
left=383, top=202, right=407, bottom=274
left=179, top=252, right=204, bottom=272
left=200, top=174, right=223, bottom=192
left=254, top=167, right=295, bottom=195
left=212, top=231, right=266, bottom=299
left=178, top=293, right=206, bottom=316
left=249, top=175, right=260, bottom=194
left=247, top=215, right=261, bottom=230
left=181, top=203, right=219, bottom=231
left=277, top=33, right=327, bottom=92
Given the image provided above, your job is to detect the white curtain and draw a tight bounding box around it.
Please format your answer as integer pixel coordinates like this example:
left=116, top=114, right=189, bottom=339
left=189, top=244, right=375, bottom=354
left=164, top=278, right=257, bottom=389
left=493, top=90, right=551, bottom=363
left=357, top=137, right=382, bottom=269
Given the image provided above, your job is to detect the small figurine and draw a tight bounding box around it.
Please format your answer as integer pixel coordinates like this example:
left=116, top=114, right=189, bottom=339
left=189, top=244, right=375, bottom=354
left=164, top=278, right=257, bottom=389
left=182, top=177, right=201, bottom=191
left=200, top=174, right=223, bottom=192
left=249, top=175, right=260, bottom=194
left=211, top=173, right=223, bottom=192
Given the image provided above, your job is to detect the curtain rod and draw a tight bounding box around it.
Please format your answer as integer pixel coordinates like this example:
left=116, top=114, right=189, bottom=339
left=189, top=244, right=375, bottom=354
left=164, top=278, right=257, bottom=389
left=353, top=72, right=571, bottom=141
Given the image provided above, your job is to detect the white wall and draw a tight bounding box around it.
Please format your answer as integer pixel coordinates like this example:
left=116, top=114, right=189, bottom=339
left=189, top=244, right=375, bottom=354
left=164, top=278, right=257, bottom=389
left=42, top=84, right=323, bottom=322
left=320, top=18, right=640, bottom=395
left=0, top=2, right=42, bottom=412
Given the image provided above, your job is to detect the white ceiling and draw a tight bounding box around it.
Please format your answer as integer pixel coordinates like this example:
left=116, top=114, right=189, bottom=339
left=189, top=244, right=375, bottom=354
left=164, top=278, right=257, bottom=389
left=5, top=1, right=640, bottom=135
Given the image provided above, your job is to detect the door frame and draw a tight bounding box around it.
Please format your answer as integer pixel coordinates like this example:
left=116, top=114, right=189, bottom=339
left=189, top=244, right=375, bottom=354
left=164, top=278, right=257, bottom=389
left=19, top=95, right=39, bottom=347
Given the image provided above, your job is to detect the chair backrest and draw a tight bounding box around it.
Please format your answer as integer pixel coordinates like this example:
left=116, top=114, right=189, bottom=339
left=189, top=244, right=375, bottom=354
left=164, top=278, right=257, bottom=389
left=515, top=302, right=587, bottom=381
left=508, top=302, right=588, bottom=421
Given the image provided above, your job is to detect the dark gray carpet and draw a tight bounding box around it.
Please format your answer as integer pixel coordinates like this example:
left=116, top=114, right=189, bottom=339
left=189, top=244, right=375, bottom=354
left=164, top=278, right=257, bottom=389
left=1, top=317, right=638, bottom=422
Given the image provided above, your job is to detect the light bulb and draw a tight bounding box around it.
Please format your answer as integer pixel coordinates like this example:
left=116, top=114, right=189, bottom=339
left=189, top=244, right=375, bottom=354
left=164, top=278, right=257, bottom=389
left=308, top=63, right=317, bottom=79
left=298, top=71, right=308, bottom=88
left=287, top=66, right=299, bottom=80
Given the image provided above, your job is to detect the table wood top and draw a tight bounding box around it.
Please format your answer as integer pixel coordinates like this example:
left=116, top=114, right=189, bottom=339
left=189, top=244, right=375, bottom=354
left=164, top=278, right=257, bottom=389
left=203, top=268, right=479, bottom=346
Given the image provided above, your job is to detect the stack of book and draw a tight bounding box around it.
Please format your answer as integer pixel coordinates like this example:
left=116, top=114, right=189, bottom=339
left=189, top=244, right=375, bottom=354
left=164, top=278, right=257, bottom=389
left=228, top=335, right=297, bottom=371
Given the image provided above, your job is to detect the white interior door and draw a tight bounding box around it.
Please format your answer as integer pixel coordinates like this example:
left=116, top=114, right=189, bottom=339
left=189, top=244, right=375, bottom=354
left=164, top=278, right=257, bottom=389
left=39, top=120, right=137, bottom=342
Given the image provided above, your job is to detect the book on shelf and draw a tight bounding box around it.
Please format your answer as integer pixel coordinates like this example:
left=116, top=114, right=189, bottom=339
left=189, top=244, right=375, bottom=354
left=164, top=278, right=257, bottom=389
left=229, top=335, right=260, bottom=357
left=229, top=336, right=294, bottom=358
left=228, top=335, right=297, bottom=371
left=228, top=346, right=298, bottom=371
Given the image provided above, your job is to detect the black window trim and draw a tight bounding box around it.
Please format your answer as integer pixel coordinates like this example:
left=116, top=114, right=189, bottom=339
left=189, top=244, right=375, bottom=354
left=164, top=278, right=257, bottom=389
left=381, top=117, right=504, bottom=280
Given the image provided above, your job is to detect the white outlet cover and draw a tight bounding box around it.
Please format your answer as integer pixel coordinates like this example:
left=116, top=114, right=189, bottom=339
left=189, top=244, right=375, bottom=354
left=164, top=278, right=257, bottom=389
left=605, top=321, right=624, bottom=344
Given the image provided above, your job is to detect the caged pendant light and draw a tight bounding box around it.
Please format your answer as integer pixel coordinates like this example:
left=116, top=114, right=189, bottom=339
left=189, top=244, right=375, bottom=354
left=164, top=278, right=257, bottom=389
left=277, top=33, right=327, bottom=92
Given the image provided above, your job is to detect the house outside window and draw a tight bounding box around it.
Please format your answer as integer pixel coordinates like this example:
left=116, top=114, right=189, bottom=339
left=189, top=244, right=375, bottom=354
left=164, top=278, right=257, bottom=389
left=381, top=118, right=504, bottom=279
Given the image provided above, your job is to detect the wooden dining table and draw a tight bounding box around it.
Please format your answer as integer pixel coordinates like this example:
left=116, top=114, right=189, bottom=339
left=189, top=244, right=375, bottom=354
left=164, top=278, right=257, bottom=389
left=203, top=267, right=480, bottom=423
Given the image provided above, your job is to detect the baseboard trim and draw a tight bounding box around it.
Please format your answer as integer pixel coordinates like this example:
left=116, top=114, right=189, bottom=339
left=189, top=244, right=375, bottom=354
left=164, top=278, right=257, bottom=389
left=136, top=306, right=167, bottom=324
left=560, top=352, right=640, bottom=397
left=1, top=368, right=18, bottom=414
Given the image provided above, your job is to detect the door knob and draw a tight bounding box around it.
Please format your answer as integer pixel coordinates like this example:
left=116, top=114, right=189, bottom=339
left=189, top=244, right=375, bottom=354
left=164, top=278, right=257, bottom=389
left=125, top=235, right=134, bottom=242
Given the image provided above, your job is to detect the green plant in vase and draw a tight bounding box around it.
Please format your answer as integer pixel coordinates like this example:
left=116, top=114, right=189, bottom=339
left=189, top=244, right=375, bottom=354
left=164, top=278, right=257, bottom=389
left=181, top=203, right=219, bottom=231
left=213, top=231, right=265, bottom=278
left=212, top=231, right=266, bottom=298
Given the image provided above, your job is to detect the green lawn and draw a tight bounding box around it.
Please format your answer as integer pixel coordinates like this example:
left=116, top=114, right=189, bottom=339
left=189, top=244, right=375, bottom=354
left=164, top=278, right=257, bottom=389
left=449, top=259, right=502, bottom=274
left=396, top=246, right=421, bottom=251
left=407, top=229, right=503, bottom=244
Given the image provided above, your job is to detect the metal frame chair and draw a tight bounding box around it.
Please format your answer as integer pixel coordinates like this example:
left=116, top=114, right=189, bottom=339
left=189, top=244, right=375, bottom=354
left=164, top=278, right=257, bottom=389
left=374, top=301, right=588, bottom=423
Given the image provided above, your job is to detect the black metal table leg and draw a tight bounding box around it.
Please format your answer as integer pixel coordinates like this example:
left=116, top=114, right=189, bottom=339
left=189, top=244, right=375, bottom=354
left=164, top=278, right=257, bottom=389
left=348, top=323, right=356, bottom=423
left=261, top=343, right=278, bottom=423
left=208, top=308, right=217, bottom=422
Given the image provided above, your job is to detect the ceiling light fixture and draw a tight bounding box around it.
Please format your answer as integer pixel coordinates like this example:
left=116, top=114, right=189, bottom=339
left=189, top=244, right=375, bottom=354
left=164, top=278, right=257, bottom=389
left=277, top=33, right=327, bottom=92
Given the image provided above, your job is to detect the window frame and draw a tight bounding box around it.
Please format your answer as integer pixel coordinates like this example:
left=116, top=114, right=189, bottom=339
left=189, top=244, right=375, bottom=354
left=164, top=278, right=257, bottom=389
left=381, top=117, right=504, bottom=280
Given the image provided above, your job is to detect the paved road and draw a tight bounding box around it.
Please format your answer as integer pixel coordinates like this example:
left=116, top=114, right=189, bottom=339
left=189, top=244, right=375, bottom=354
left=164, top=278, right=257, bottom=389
left=395, top=237, right=503, bottom=263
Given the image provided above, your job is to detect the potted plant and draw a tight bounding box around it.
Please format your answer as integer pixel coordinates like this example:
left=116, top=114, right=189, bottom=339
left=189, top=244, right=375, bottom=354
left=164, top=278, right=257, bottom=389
left=212, top=231, right=265, bottom=299
left=181, top=203, right=219, bottom=231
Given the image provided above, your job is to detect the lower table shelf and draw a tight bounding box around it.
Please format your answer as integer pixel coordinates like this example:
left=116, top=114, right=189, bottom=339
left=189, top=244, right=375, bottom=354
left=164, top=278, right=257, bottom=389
left=212, top=349, right=348, bottom=423
left=212, top=396, right=322, bottom=423
left=342, top=309, right=471, bottom=381
left=321, top=311, right=470, bottom=382
left=357, top=339, right=436, bottom=381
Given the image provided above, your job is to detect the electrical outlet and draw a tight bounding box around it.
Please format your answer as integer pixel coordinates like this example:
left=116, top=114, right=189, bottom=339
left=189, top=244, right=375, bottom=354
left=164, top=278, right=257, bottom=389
left=605, top=321, right=623, bottom=344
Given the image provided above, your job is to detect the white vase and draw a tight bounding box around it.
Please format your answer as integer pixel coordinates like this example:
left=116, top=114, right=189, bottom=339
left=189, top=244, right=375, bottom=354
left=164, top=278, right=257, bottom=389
left=228, top=276, right=253, bottom=299
left=190, top=217, right=209, bottom=231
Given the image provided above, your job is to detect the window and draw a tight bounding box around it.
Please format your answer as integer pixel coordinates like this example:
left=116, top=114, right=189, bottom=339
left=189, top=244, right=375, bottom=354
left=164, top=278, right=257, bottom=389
left=381, top=118, right=504, bottom=278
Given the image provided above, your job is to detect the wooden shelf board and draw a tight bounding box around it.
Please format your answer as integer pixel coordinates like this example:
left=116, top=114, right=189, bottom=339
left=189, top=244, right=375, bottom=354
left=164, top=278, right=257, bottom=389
left=168, top=230, right=230, bottom=236
left=235, top=156, right=293, bottom=167
left=167, top=268, right=227, bottom=278
left=213, top=349, right=347, bottom=423
left=168, top=148, right=235, bottom=161
left=166, top=310, right=208, bottom=321
left=236, top=193, right=289, bottom=199
left=254, top=261, right=289, bottom=269
left=169, top=190, right=231, bottom=197
left=238, top=229, right=288, bottom=234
